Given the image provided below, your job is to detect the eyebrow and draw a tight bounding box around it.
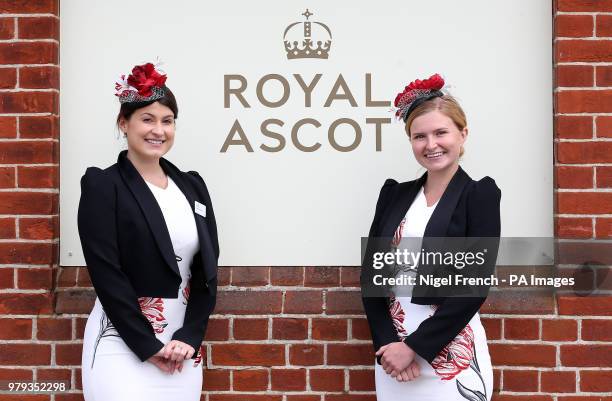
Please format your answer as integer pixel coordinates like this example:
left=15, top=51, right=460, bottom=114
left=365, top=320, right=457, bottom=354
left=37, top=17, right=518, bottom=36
left=141, top=112, right=174, bottom=119
left=412, top=127, right=449, bottom=136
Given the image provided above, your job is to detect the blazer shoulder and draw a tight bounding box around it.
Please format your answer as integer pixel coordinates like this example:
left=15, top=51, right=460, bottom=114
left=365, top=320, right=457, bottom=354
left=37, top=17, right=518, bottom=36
left=468, top=176, right=501, bottom=205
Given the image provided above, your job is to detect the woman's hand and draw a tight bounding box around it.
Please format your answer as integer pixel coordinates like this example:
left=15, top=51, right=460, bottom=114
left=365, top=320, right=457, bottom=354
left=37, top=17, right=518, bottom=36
left=147, top=349, right=175, bottom=373
left=375, top=342, right=416, bottom=378
left=161, top=340, right=195, bottom=373
left=396, top=360, right=421, bottom=382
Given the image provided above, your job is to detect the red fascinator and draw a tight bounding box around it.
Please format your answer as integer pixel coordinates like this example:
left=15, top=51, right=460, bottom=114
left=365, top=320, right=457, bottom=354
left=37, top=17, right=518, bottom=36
left=115, top=62, right=167, bottom=104
left=394, top=73, right=445, bottom=122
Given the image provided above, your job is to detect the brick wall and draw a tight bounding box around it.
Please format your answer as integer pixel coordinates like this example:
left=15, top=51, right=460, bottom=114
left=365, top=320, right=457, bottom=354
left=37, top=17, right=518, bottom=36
left=0, top=0, right=611, bottom=400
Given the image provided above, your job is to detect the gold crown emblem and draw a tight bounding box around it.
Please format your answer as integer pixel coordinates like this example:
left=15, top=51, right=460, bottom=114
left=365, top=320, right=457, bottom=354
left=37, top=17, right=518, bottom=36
left=283, top=9, right=332, bottom=60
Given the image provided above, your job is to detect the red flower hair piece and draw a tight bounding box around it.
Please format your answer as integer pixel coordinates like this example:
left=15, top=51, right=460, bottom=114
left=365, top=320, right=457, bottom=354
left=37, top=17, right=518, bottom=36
left=393, top=73, right=445, bottom=121
left=115, top=62, right=167, bottom=104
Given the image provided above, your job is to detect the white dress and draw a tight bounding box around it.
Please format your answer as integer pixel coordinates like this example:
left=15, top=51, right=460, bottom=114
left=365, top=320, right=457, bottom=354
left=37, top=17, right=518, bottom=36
left=82, top=177, right=203, bottom=401
left=375, top=187, right=493, bottom=401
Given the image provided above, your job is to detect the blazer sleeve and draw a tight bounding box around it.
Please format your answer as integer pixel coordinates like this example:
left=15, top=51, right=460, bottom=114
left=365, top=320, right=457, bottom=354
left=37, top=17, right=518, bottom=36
left=361, top=178, right=402, bottom=358
left=77, top=167, right=165, bottom=362
left=403, top=176, right=501, bottom=363
left=171, top=170, right=218, bottom=355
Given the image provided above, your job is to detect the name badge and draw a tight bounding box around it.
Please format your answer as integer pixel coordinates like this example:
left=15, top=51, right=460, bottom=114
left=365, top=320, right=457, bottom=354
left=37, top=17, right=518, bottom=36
left=194, top=201, right=206, bottom=217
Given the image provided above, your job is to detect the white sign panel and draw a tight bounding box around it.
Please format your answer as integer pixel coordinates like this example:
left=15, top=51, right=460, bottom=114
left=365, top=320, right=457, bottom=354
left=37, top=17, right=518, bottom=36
left=60, top=0, right=553, bottom=266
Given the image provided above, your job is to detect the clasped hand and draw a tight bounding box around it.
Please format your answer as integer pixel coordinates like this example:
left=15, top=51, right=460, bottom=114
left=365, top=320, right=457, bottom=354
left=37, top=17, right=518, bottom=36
left=376, top=342, right=421, bottom=382
left=147, top=340, right=195, bottom=374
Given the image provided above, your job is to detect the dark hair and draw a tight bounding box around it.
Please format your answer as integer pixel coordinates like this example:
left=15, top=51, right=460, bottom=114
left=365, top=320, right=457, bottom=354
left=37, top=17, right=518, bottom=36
left=116, top=86, right=178, bottom=128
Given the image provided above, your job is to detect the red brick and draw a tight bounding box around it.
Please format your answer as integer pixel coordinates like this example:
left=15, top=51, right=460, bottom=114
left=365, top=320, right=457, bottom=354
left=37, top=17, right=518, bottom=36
left=0, top=344, right=51, bottom=365
left=55, top=343, right=82, bottom=365
left=18, top=17, right=58, bottom=40
left=326, top=291, right=363, bottom=314
left=598, top=166, right=612, bottom=188
left=305, top=267, right=340, bottom=287
left=233, top=318, right=268, bottom=340
left=310, top=368, right=344, bottom=391
left=557, top=90, right=612, bottom=113
left=54, top=289, right=96, bottom=314
left=75, top=317, right=86, bottom=339
left=556, top=15, right=594, bottom=37
left=0, top=318, right=32, bottom=339
left=19, top=217, right=56, bottom=240
left=37, top=317, right=71, bottom=340
left=597, top=15, right=612, bottom=37
left=270, top=267, right=303, bottom=286
left=17, top=267, right=52, bottom=289
left=351, top=318, right=371, bottom=340
left=57, top=267, right=77, bottom=287
left=504, top=318, right=539, bottom=340
left=202, top=369, right=230, bottom=391
left=558, top=192, right=612, bottom=214
left=541, top=319, right=577, bottom=341
left=557, top=397, right=612, bottom=401
left=580, top=370, right=612, bottom=392
left=271, top=368, right=306, bottom=391
left=556, top=65, right=593, bottom=87
left=0, top=141, right=57, bottom=163
left=558, top=0, right=612, bottom=11
left=312, top=318, right=347, bottom=340
left=0, top=42, right=57, bottom=65
left=0, top=217, right=16, bottom=238
left=0, top=167, right=15, bottom=189
left=212, top=344, right=284, bottom=366
left=555, top=217, right=592, bottom=239
left=349, top=369, right=374, bottom=391
left=0, top=116, right=17, bottom=138
left=0, top=396, right=52, bottom=401
left=19, top=115, right=58, bottom=139
left=489, top=344, right=556, bottom=367
left=0, top=67, right=17, bottom=89
left=556, top=115, right=592, bottom=139
left=327, top=344, right=372, bottom=366
left=597, top=66, right=612, bottom=86
left=209, top=396, right=282, bottom=401
left=272, top=318, right=307, bottom=340
left=289, top=344, right=324, bottom=366
left=595, top=218, right=612, bottom=238
left=503, top=369, right=539, bottom=392
left=596, top=116, right=612, bottom=138
left=582, top=319, right=612, bottom=340
left=558, top=296, right=612, bottom=316
left=204, top=318, right=229, bottom=341
left=492, top=396, right=553, bottom=401
left=340, top=266, right=360, bottom=286
left=0, top=18, right=14, bottom=39
left=0, top=368, right=33, bottom=381
left=325, top=395, right=376, bottom=401
left=217, top=266, right=230, bottom=286
left=556, top=40, right=612, bottom=63
left=541, top=370, right=576, bottom=392
left=231, top=266, right=269, bottom=286
left=19, top=66, right=59, bottom=90
left=481, top=290, right=555, bottom=314
left=0, top=243, right=53, bottom=264
left=561, top=344, right=612, bottom=366
left=557, top=241, right=612, bottom=265
left=284, top=290, right=323, bottom=314
left=0, top=268, right=14, bottom=288
left=556, top=166, right=593, bottom=189
left=0, top=91, right=57, bottom=113
left=0, top=190, right=58, bottom=214
left=0, top=1, right=57, bottom=13
left=215, top=290, right=281, bottom=314
left=17, top=166, right=58, bottom=188
left=286, top=396, right=320, bottom=401
left=232, top=369, right=268, bottom=391
left=76, top=267, right=91, bottom=287
left=480, top=317, right=502, bottom=340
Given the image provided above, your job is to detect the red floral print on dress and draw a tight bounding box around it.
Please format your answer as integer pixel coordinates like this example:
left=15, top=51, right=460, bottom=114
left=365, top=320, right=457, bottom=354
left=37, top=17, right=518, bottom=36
left=431, top=324, right=475, bottom=380
left=182, top=283, right=190, bottom=305
left=388, top=296, right=409, bottom=339
left=193, top=345, right=204, bottom=367
left=392, top=217, right=406, bottom=247
left=138, top=297, right=168, bottom=334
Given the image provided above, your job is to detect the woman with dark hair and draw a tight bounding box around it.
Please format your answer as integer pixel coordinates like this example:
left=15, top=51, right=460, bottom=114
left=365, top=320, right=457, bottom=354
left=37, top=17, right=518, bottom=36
left=361, top=74, right=500, bottom=400
left=78, top=62, right=219, bottom=401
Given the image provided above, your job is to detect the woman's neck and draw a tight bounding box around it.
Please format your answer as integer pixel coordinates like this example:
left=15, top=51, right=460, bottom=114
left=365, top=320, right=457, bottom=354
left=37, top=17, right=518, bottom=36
left=422, top=163, right=459, bottom=206
left=126, top=151, right=165, bottom=182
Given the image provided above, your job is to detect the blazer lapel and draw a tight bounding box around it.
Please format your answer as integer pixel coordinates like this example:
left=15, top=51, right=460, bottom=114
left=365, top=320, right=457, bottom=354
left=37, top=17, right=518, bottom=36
left=160, top=158, right=218, bottom=284
left=379, top=172, right=427, bottom=238
left=117, top=151, right=180, bottom=277
left=423, top=166, right=471, bottom=237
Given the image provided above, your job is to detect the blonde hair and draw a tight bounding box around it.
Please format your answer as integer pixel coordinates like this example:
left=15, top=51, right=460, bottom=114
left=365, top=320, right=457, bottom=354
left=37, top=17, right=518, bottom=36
left=405, top=95, right=467, bottom=156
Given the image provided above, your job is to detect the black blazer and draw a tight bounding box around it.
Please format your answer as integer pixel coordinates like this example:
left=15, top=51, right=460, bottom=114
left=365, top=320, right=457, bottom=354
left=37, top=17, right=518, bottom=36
left=361, top=166, right=501, bottom=363
left=77, top=150, right=219, bottom=362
